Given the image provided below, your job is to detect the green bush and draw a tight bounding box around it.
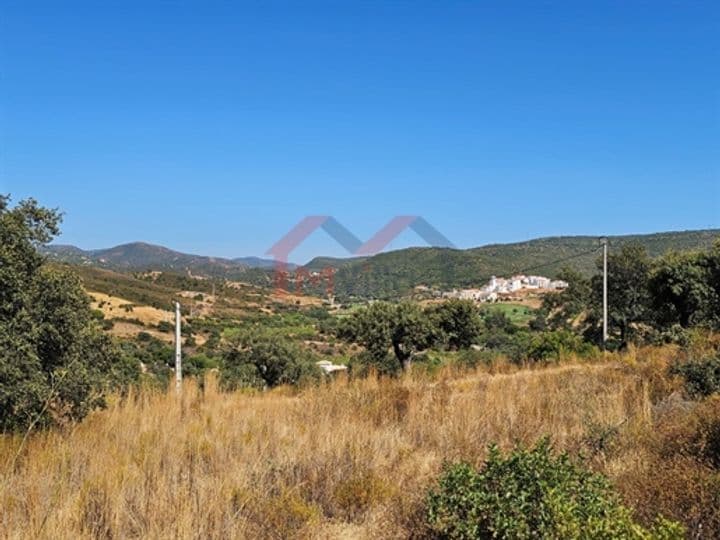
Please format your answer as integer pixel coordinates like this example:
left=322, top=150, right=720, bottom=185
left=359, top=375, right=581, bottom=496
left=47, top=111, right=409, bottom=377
left=651, top=324, right=691, bottom=347
left=426, top=439, right=683, bottom=539
left=455, top=348, right=495, bottom=369
left=157, top=320, right=174, bottom=333
left=479, top=326, right=532, bottom=364
left=119, top=336, right=174, bottom=385
left=178, top=352, right=218, bottom=378
left=527, top=330, right=596, bottom=362
left=671, top=356, right=720, bottom=398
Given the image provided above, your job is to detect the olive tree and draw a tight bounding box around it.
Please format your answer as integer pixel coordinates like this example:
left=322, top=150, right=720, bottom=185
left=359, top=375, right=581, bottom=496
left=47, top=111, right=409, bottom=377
left=338, top=301, right=434, bottom=371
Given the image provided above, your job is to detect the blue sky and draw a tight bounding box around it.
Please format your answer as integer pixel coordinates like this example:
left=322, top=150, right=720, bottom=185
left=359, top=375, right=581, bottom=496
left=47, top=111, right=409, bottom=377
left=1, top=1, right=718, bottom=264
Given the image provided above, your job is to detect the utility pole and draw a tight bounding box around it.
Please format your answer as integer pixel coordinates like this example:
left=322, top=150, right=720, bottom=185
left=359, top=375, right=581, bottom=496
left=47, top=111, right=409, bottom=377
left=601, top=237, right=608, bottom=346
left=174, top=301, right=182, bottom=391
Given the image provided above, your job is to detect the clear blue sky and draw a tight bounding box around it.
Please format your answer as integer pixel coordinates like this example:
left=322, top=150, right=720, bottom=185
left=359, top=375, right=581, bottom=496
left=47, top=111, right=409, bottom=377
left=1, top=1, right=718, bottom=263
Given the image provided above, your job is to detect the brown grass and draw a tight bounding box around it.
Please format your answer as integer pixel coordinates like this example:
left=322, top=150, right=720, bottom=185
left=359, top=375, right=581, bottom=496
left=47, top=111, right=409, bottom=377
left=1, top=348, right=718, bottom=538
left=89, top=292, right=174, bottom=326
left=106, top=321, right=173, bottom=344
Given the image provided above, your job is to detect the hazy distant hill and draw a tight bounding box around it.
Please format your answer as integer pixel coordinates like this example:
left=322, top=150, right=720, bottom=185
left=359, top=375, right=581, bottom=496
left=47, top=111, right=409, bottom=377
left=309, top=229, right=720, bottom=299
left=233, top=256, right=296, bottom=270
left=41, top=242, right=281, bottom=277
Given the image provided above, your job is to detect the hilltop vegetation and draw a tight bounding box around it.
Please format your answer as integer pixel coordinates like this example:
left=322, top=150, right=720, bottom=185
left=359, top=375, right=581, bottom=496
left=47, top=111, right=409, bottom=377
left=69, top=264, right=271, bottom=314
left=316, top=230, right=720, bottom=299
left=42, top=242, right=281, bottom=277
left=42, top=230, right=719, bottom=301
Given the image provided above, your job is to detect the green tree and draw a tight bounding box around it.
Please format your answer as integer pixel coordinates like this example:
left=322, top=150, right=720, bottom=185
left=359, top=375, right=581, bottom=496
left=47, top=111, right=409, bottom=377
left=0, top=196, right=136, bottom=431
left=649, top=250, right=716, bottom=328
left=220, top=332, right=320, bottom=389
left=706, top=242, right=720, bottom=327
left=591, top=243, right=651, bottom=347
left=541, top=267, right=592, bottom=330
left=482, top=310, right=514, bottom=333
left=338, top=301, right=433, bottom=371
left=475, top=311, right=533, bottom=363
left=428, top=299, right=482, bottom=350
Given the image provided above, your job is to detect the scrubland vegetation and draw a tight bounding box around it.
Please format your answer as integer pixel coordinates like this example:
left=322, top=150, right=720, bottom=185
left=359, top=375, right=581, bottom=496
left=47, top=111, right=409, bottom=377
left=3, top=196, right=720, bottom=538
left=2, top=345, right=720, bottom=538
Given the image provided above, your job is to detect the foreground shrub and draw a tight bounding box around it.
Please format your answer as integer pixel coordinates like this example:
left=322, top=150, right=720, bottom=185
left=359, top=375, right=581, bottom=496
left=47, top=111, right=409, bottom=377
left=671, top=355, right=720, bottom=398
left=426, top=439, right=683, bottom=539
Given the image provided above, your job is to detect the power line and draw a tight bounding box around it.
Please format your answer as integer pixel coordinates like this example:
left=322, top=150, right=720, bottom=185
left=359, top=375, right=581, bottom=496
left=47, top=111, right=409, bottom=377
left=509, top=248, right=602, bottom=278
left=467, top=247, right=603, bottom=288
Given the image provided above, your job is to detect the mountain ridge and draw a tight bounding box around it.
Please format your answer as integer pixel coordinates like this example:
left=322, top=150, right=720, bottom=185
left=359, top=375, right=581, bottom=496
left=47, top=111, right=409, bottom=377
left=42, top=229, right=720, bottom=298
left=318, top=229, right=720, bottom=299
left=43, top=242, right=259, bottom=277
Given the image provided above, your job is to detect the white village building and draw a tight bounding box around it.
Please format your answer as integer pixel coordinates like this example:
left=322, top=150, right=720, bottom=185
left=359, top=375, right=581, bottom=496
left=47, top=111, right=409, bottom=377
left=445, top=274, right=568, bottom=303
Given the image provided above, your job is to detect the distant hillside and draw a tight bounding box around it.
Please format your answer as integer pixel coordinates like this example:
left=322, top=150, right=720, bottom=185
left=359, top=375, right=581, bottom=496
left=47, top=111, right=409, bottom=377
left=42, top=242, right=279, bottom=277
left=57, top=264, right=303, bottom=321
left=303, top=255, right=368, bottom=272
left=42, top=230, right=719, bottom=300
left=307, top=229, right=720, bottom=299
left=233, top=256, right=295, bottom=270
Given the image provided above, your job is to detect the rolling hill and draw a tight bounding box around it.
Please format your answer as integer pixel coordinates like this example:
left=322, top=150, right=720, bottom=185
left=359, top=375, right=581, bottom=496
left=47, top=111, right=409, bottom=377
left=310, top=229, right=720, bottom=299
left=41, top=242, right=283, bottom=277
left=43, top=229, right=719, bottom=300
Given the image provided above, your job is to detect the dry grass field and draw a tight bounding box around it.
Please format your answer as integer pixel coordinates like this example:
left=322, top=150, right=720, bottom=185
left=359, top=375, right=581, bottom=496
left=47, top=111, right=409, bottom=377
left=89, top=292, right=174, bottom=326
left=2, top=347, right=719, bottom=539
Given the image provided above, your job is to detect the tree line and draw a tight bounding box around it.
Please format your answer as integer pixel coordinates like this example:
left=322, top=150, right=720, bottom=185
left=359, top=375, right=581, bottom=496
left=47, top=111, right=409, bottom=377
left=537, top=242, right=720, bottom=347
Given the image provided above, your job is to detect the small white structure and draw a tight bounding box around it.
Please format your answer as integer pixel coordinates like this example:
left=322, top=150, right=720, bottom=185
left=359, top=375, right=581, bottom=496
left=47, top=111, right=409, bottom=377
left=508, top=277, right=523, bottom=292
left=316, top=360, right=348, bottom=374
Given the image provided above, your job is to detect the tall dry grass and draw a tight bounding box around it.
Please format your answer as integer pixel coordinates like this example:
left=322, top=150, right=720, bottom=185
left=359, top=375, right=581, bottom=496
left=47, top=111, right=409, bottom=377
left=1, top=347, right=717, bottom=538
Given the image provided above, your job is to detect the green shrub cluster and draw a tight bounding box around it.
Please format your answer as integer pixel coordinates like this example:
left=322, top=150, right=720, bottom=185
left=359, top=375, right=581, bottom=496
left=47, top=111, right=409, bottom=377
left=527, top=329, right=597, bottom=362
left=426, top=440, right=683, bottom=539
left=671, top=355, right=720, bottom=398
